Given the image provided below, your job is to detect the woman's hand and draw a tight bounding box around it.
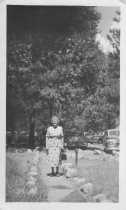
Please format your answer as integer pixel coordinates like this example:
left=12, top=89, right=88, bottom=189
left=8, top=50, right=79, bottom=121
left=60, top=148, right=64, bottom=152
left=57, top=134, right=63, bottom=139
left=46, top=149, right=48, bottom=155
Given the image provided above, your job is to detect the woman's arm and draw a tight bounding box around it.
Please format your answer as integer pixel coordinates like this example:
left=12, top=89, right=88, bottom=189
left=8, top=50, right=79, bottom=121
left=46, top=127, right=50, bottom=150
left=60, top=127, right=64, bottom=149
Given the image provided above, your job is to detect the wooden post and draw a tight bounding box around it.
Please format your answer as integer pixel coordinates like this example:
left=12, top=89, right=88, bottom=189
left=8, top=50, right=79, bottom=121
left=75, top=148, right=78, bottom=166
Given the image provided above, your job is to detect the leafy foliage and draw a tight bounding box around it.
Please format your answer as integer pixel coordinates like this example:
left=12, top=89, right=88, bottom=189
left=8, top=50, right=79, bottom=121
left=7, top=6, right=120, bottom=147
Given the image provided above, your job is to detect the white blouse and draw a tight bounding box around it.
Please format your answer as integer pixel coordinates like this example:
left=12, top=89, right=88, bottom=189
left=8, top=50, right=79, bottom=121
left=46, top=126, right=64, bottom=149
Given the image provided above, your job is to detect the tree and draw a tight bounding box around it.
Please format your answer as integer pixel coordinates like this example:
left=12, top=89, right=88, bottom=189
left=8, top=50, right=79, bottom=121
left=83, top=10, right=120, bottom=131
left=7, top=6, right=108, bottom=147
left=107, top=10, right=120, bottom=128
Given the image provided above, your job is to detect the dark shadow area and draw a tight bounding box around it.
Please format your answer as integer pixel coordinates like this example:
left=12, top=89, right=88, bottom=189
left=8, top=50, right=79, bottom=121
left=85, top=146, right=103, bottom=151
left=47, top=172, right=64, bottom=177
left=51, top=185, right=72, bottom=190
left=67, top=145, right=103, bottom=152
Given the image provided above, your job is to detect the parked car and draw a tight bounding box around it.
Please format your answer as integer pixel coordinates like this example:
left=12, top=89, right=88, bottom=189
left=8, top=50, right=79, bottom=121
left=103, top=129, right=120, bottom=152
left=84, top=132, right=105, bottom=144
left=84, top=132, right=97, bottom=144
left=64, top=130, right=88, bottom=150
left=96, top=132, right=105, bottom=144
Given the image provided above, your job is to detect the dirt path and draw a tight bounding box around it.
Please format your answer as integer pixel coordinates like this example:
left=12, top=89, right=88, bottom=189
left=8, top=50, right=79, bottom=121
left=38, top=151, right=75, bottom=202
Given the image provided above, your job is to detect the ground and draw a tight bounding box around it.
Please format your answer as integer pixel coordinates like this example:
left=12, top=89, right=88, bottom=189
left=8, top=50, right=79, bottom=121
left=6, top=150, right=47, bottom=202
left=6, top=144, right=119, bottom=202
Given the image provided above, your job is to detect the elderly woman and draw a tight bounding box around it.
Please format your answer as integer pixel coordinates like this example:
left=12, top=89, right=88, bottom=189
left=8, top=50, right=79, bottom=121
left=46, top=116, right=64, bottom=176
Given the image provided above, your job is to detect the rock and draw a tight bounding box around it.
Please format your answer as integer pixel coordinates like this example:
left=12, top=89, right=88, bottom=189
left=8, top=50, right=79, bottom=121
left=92, top=193, right=107, bottom=202
left=26, top=180, right=36, bottom=188
left=112, top=151, right=119, bottom=157
left=15, top=149, right=18, bottom=153
left=27, top=171, right=38, bottom=177
left=80, top=183, right=93, bottom=195
left=66, top=167, right=78, bottom=178
left=61, top=162, right=73, bottom=175
left=27, top=175, right=36, bottom=182
left=94, top=150, right=102, bottom=155
left=27, top=149, right=32, bottom=153
left=34, top=147, right=40, bottom=151
left=74, top=177, right=86, bottom=185
left=27, top=187, right=38, bottom=196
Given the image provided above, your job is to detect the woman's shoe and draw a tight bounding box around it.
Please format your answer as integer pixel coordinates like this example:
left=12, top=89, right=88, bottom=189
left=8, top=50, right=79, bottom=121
left=56, top=172, right=60, bottom=177
left=47, top=172, right=55, bottom=177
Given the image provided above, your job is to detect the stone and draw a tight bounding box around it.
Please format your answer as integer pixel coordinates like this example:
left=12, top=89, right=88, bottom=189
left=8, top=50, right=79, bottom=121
left=112, top=151, right=119, bottom=157
left=27, top=171, right=38, bottom=177
left=26, top=180, right=36, bottom=188
left=94, top=150, right=102, bottom=155
left=80, top=183, right=93, bottom=195
left=34, top=146, right=40, bottom=151
left=92, top=193, right=107, bottom=202
left=74, top=177, right=86, bottom=185
left=27, top=175, right=36, bottom=182
left=61, top=162, right=73, bottom=175
left=66, top=167, right=78, bottom=178
left=27, top=187, right=38, bottom=196
left=27, top=149, right=32, bottom=153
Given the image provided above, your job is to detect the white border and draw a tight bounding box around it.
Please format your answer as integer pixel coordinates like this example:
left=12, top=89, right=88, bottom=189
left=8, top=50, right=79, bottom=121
left=0, top=1, right=126, bottom=210
left=0, top=0, right=123, bottom=6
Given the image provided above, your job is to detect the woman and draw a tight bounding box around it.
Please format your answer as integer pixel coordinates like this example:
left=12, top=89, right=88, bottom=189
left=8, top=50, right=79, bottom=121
left=46, top=116, right=64, bottom=176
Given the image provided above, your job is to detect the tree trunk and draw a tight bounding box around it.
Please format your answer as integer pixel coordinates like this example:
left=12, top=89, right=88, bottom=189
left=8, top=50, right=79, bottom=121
left=107, top=114, right=111, bottom=129
left=49, top=101, right=54, bottom=118
left=28, top=110, right=35, bottom=149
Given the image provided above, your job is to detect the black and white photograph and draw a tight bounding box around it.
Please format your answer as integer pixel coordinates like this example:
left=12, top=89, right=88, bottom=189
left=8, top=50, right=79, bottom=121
left=0, top=1, right=123, bottom=205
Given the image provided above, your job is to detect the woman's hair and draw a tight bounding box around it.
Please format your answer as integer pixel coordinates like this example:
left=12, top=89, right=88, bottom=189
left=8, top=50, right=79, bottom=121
left=51, top=116, right=59, bottom=124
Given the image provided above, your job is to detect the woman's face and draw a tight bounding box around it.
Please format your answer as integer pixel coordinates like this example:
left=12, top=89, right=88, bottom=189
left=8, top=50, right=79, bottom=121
left=52, top=121, right=58, bottom=128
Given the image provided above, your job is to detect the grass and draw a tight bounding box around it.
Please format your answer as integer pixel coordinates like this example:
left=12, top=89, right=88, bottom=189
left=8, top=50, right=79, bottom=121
left=62, top=189, right=88, bottom=202
left=62, top=155, right=119, bottom=202
left=76, top=157, right=119, bottom=202
left=6, top=151, right=47, bottom=202
left=6, top=149, right=119, bottom=202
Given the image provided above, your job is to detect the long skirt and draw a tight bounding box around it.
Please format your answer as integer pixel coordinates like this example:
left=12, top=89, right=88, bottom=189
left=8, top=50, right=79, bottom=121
left=48, top=147, right=61, bottom=167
